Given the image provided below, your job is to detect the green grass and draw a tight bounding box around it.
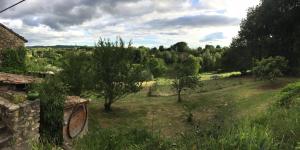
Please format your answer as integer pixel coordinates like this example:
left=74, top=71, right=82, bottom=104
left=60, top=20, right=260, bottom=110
left=74, top=75, right=299, bottom=149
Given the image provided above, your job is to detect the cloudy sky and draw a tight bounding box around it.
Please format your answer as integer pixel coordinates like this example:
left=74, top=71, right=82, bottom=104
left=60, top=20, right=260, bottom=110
left=0, top=0, right=260, bottom=48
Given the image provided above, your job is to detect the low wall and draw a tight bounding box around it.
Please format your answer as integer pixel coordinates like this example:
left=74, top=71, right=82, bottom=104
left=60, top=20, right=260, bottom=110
left=0, top=98, right=40, bottom=146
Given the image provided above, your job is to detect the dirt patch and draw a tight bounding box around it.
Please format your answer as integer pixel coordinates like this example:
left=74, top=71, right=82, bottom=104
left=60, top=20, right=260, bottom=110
left=258, top=82, right=286, bottom=90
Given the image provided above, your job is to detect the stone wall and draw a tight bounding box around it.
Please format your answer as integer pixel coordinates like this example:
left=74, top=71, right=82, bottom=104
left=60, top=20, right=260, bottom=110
left=0, top=98, right=40, bottom=146
left=0, top=26, right=25, bottom=51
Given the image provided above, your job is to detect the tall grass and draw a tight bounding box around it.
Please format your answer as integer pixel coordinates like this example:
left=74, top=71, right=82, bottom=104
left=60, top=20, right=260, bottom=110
left=74, top=127, right=171, bottom=150
left=175, top=81, right=300, bottom=150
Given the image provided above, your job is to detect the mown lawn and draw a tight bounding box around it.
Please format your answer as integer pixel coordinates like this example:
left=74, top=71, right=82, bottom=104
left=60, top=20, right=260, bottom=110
left=84, top=75, right=298, bottom=140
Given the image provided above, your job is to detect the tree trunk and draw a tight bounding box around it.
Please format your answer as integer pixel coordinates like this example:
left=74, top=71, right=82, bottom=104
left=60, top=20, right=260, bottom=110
left=177, top=90, right=182, bottom=103
left=104, top=101, right=112, bottom=112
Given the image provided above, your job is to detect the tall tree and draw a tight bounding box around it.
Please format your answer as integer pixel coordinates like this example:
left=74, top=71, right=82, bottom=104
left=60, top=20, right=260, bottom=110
left=229, top=0, right=300, bottom=74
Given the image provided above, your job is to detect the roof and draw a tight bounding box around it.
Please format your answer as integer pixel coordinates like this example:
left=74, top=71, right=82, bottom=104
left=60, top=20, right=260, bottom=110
left=0, top=72, right=38, bottom=85
left=0, top=23, right=28, bottom=43
left=65, top=96, right=89, bottom=108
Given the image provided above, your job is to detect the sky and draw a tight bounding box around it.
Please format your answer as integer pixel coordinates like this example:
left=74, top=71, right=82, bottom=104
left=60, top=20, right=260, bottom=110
left=0, top=0, right=260, bottom=48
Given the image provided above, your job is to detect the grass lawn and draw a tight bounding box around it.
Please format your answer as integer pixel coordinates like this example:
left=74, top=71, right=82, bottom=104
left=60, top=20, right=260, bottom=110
left=85, top=75, right=299, bottom=140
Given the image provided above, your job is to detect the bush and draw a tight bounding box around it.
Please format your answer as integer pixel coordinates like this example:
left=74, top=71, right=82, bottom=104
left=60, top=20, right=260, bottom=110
left=148, top=58, right=167, bottom=78
left=278, top=81, right=300, bottom=108
left=39, top=77, right=68, bottom=145
left=0, top=48, right=26, bottom=73
left=253, top=56, right=288, bottom=81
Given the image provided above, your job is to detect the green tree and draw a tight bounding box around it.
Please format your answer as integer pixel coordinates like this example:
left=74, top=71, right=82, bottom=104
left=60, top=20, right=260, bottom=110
left=59, top=51, right=93, bottom=96
left=230, top=0, right=300, bottom=74
left=93, top=38, right=144, bottom=111
left=132, top=46, right=149, bottom=64
left=221, top=38, right=252, bottom=74
left=252, top=56, right=288, bottom=81
left=170, top=42, right=190, bottom=52
left=172, top=55, right=201, bottom=102
left=148, top=58, right=167, bottom=78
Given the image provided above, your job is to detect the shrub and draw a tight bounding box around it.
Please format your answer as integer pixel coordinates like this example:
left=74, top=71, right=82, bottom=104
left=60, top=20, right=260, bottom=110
left=39, top=77, right=68, bottom=145
left=0, top=48, right=26, bottom=73
left=278, top=81, right=300, bottom=108
left=253, top=56, right=288, bottom=81
left=148, top=58, right=167, bottom=78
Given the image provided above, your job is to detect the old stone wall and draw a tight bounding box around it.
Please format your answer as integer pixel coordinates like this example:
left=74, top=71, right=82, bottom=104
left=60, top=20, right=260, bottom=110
left=0, top=26, right=25, bottom=51
left=0, top=98, right=40, bottom=146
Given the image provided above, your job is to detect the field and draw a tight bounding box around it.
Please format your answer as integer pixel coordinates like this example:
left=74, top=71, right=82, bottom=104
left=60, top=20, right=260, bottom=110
left=75, top=74, right=299, bottom=149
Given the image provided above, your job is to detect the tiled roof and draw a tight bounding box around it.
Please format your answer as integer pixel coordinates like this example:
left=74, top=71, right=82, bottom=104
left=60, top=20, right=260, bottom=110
left=0, top=23, right=28, bottom=42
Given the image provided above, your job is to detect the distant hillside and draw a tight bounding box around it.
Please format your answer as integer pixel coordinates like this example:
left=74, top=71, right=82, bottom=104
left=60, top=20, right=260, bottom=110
left=27, top=45, right=93, bottom=49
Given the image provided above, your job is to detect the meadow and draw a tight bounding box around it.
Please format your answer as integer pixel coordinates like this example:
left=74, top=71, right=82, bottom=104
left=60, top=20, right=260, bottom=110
left=74, top=74, right=300, bottom=150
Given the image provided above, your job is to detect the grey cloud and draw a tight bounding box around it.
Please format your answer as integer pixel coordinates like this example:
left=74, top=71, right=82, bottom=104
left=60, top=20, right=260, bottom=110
left=0, top=0, right=145, bottom=30
left=146, top=15, right=240, bottom=29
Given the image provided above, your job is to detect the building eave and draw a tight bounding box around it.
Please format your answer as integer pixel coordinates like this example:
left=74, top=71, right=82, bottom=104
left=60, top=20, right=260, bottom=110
left=0, top=23, right=28, bottom=43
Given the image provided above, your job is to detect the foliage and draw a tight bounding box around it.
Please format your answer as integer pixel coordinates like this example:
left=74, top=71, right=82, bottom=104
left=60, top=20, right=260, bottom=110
left=170, top=42, right=190, bottom=52
left=221, top=39, right=252, bottom=74
left=0, top=48, right=26, bottom=73
left=199, top=45, right=225, bottom=72
left=132, top=47, right=150, bottom=64
left=190, top=120, right=276, bottom=150
left=253, top=56, right=288, bottom=81
left=26, top=48, right=63, bottom=73
left=148, top=58, right=167, bottom=78
left=140, top=69, right=154, bottom=81
left=177, top=80, right=300, bottom=150
left=75, top=127, right=171, bottom=150
left=175, top=55, right=200, bottom=77
left=93, top=38, right=144, bottom=111
left=39, top=76, right=67, bottom=145
left=228, top=0, right=300, bottom=74
left=172, top=55, right=201, bottom=102
left=278, top=81, right=300, bottom=108
left=59, top=51, right=93, bottom=96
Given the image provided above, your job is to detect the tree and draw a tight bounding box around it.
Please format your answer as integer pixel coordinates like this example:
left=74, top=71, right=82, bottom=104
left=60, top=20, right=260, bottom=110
left=172, top=55, right=201, bottom=102
left=170, top=42, right=190, bottom=52
left=221, top=38, right=252, bottom=74
left=159, top=45, right=165, bottom=51
left=229, top=0, right=300, bottom=74
left=93, top=38, right=144, bottom=111
left=59, top=51, right=93, bottom=96
left=148, top=58, right=167, bottom=78
left=132, top=46, right=150, bottom=64
left=252, top=56, right=288, bottom=81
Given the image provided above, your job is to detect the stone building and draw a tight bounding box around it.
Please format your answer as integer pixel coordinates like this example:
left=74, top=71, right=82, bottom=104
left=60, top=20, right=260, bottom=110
left=0, top=72, right=89, bottom=149
left=0, top=23, right=27, bottom=50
